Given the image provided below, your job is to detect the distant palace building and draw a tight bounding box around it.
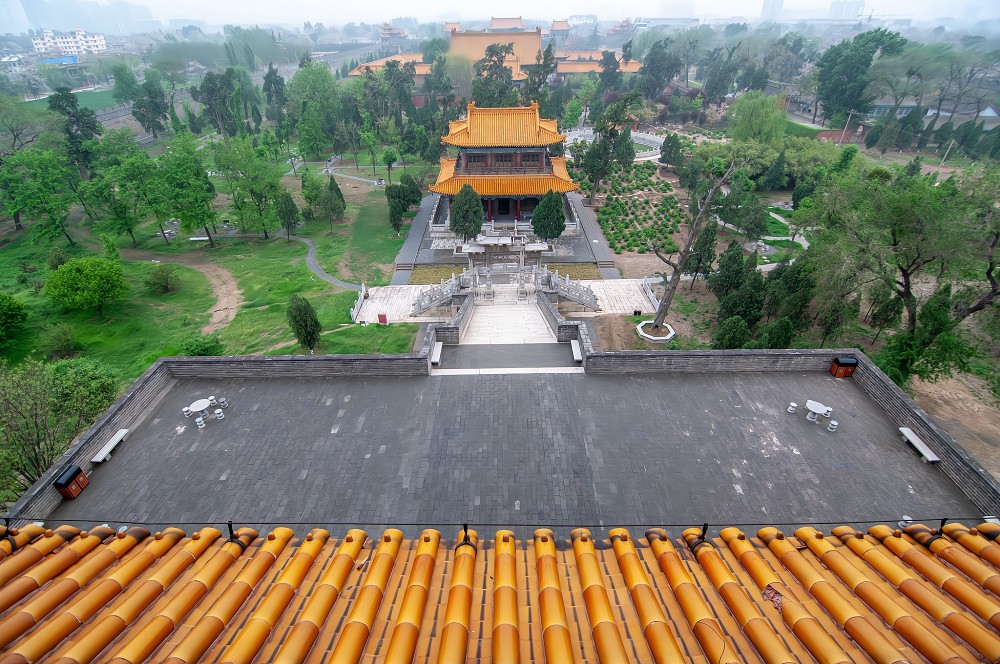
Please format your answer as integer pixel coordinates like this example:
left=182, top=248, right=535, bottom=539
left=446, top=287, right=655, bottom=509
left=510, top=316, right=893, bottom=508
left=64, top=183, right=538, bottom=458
left=31, top=28, right=107, bottom=56
left=430, top=102, right=578, bottom=231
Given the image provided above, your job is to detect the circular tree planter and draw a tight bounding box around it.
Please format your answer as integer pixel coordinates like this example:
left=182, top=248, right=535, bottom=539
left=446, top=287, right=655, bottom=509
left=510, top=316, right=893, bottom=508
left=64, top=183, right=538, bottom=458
left=636, top=321, right=676, bottom=342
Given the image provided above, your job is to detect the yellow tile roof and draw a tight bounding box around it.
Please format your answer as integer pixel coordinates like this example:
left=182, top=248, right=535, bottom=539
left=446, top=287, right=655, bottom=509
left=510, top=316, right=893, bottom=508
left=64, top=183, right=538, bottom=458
left=429, top=156, right=579, bottom=196
left=490, top=17, right=527, bottom=30
left=348, top=53, right=431, bottom=77
left=1, top=521, right=998, bottom=663
left=551, top=20, right=571, bottom=31
left=441, top=102, right=564, bottom=148
left=447, top=29, right=542, bottom=68
left=556, top=59, right=641, bottom=75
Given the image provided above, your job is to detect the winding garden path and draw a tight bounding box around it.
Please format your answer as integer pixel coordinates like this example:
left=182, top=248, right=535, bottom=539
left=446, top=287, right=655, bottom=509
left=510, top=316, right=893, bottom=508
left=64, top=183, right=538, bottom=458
left=120, top=248, right=244, bottom=334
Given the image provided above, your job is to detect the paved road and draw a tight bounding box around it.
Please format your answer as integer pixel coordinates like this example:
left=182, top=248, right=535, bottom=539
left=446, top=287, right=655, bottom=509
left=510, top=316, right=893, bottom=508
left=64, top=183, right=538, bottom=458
left=566, top=192, right=619, bottom=277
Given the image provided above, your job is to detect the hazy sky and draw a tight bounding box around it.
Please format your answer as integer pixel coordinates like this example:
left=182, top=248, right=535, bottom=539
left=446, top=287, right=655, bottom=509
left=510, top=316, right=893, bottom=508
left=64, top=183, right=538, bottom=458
left=133, top=0, right=1000, bottom=25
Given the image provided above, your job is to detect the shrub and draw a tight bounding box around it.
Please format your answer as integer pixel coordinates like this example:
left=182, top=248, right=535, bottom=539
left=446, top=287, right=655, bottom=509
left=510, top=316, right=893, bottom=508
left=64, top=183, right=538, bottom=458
left=44, top=322, right=76, bottom=359
left=47, top=247, right=71, bottom=271
left=144, top=263, right=180, bottom=294
left=180, top=334, right=225, bottom=356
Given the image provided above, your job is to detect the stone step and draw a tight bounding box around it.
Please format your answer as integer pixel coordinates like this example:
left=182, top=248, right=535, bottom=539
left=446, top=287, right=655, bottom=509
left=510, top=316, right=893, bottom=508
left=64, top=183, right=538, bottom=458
left=462, top=302, right=556, bottom=344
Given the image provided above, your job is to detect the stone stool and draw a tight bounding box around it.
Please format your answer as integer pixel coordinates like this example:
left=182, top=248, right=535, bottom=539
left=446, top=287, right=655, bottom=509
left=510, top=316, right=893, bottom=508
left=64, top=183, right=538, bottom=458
left=824, top=407, right=833, bottom=418
left=827, top=420, right=839, bottom=432
left=208, top=395, right=217, bottom=406
left=219, top=397, right=228, bottom=408
left=215, top=408, right=224, bottom=420
left=195, top=417, right=206, bottom=430
left=806, top=410, right=818, bottom=422
left=182, top=407, right=191, bottom=418
left=787, top=402, right=797, bottom=414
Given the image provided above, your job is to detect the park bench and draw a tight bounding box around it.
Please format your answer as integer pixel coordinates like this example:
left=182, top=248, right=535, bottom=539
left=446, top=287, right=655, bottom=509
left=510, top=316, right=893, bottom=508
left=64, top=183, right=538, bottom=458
left=91, top=428, right=129, bottom=464
left=570, top=340, right=583, bottom=363
left=899, top=427, right=940, bottom=463
left=430, top=342, right=443, bottom=366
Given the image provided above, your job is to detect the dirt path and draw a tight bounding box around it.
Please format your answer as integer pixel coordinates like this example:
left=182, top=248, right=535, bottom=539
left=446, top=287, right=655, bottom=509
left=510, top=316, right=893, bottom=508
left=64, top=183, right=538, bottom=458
left=121, top=248, right=244, bottom=334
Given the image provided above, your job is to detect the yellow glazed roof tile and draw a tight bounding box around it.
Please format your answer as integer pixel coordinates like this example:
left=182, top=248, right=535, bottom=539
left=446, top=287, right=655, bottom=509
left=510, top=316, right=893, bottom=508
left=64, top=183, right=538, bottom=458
left=0, top=521, right=998, bottom=663
left=441, top=102, right=564, bottom=148
left=429, top=157, right=578, bottom=196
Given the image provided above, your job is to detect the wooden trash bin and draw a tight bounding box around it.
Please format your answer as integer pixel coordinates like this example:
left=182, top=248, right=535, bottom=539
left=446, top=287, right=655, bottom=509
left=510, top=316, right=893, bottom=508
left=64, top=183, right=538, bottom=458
left=829, top=356, right=858, bottom=378
left=54, top=465, right=89, bottom=500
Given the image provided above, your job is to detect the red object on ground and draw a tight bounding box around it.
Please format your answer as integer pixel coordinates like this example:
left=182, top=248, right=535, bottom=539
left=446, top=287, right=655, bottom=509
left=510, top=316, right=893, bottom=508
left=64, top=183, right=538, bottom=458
left=378, top=313, right=388, bottom=325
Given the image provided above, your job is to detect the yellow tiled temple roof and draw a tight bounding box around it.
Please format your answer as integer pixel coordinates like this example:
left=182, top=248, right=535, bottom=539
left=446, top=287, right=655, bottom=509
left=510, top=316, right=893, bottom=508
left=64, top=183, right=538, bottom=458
left=490, top=16, right=527, bottom=30
left=1, top=521, right=999, bottom=662
left=348, top=53, right=430, bottom=78
left=556, top=59, right=641, bottom=75
left=551, top=20, right=571, bottom=31
left=448, top=29, right=542, bottom=70
left=429, top=156, right=578, bottom=196
left=441, top=102, right=564, bottom=148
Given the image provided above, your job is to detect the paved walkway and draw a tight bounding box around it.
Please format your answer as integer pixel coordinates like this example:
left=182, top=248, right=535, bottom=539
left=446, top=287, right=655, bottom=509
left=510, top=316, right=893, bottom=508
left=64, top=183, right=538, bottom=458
left=394, top=194, right=438, bottom=276
left=463, top=290, right=556, bottom=344
left=566, top=192, right=618, bottom=274
left=356, top=285, right=446, bottom=324
left=439, top=343, right=576, bottom=369
left=581, top=279, right=656, bottom=313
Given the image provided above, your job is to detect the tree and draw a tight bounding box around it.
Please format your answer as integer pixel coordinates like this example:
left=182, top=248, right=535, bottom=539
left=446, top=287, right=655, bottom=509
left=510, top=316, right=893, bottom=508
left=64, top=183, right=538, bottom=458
left=131, top=78, right=169, bottom=138
left=727, top=91, right=785, bottom=145
left=421, top=37, right=449, bottom=63
left=582, top=93, right=641, bottom=203
left=522, top=43, right=557, bottom=107
left=181, top=334, right=225, bottom=356
left=0, top=358, right=119, bottom=497
left=317, top=186, right=345, bottom=232
left=262, top=63, right=287, bottom=123
left=399, top=174, right=422, bottom=208
left=562, top=99, right=583, bottom=130
left=660, top=133, right=683, bottom=168
left=190, top=69, right=239, bottom=139
left=287, top=294, right=322, bottom=351
left=639, top=40, right=683, bottom=99
left=276, top=190, right=300, bottom=240
left=87, top=130, right=156, bottom=246
left=450, top=184, right=484, bottom=241
left=47, top=88, right=102, bottom=176
left=0, top=96, right=56, bottom=170
left=144, top=263, right=179, bottom=294
left=45, top=257, right=127, bottom=320
left=707, top=240, right=747, bottom=300
left=212, top=137, right=282, bottom=238
left=713, top=316, right=751, bottom=349
left=753, top=316, right=795, bottom=348
left=152, top=132, right=218, bottom=247
left=111, top=64, right=141, bottom=103
left=758, top=149, right=787, bottom=191
left=816, top=29, right=907, bottom=122
left=472, top=44, right=520, bottom=108
left=385, top=184, right=409, bottom=236
left=531, top=190, right=566, bottom=241
left=0, top=293, right=27, bottom=350
left=650, top=156, right=743, bottom=330
left=683, top=220, right=718, bottom=288
left=360, top=130, right=378, bottom=175
left=598, top=51, right=622, bottom=94
left=382, top=146, right=399, bottom=185
left=0, top=148, right=76, bottom=245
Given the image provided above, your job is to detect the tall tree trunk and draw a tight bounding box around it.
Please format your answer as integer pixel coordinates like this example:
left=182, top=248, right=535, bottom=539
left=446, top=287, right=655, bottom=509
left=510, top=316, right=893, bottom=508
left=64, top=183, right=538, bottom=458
left=127, top=228, right=137, bottom=246
left=59, top=218, right=75, bottom=246
left=13, top=209, right=23, bottom=231
left=97, top=302, right=104, bottom=320
left=158, top=222, right=170, bottom=245
left=262, top=227, right=269, bottom=240
left=204, top=225, right=215, bottom=247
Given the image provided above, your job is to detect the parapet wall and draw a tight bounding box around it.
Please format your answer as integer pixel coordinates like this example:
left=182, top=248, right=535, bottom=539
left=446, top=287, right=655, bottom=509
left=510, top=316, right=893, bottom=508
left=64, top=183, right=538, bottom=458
left=164, top=354, right=430, bottom=379
left=7, top=360, right=175, bottom=520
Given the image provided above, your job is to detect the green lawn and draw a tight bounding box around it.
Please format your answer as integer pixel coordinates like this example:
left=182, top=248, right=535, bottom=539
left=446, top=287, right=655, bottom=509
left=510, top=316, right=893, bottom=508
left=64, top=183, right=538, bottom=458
left=0, top=232, right=215, bottom=380
left=265, top=323, right=418, bottom=356
left=25, top=88, right=120, bottom=111
left=784, top=118, right=821, bottom=138
left=765, top=215, right=790, bottom=237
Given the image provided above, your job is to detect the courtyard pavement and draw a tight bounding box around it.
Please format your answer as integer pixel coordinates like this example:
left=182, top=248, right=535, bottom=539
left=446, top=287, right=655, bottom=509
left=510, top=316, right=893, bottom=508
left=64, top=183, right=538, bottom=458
left=48, top=372, right=978, bottom=533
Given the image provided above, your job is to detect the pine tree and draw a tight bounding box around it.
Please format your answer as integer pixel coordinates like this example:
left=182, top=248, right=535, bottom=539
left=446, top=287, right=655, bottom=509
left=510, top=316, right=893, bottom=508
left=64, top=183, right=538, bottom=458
left=707, top=240, right=746, bottom=300
left=683, top=220, right=717, bottom=289
left=287, top=294, right=322, bottom=351
left=450, top=184, right=484, bottom=241
left=713, top=316, right=751, bottom=349
left=530, top=190, right=566, bottom=241
left=327, top=175, right=345, bottom=207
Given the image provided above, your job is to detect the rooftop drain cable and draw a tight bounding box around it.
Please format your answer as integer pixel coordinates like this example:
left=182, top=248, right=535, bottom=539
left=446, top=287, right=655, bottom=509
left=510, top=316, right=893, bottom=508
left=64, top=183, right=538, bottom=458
left=226, top=520, right=248, bottom=552
left=456, top=522, right=478, bottom=552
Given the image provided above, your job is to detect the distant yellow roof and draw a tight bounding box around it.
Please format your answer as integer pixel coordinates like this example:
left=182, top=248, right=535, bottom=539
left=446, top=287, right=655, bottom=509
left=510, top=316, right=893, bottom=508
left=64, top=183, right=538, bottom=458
left=490, top=16, right=527, bottom=30
left=556, top=59, right=641, bottom=75
left=551, top=20, right=571, bottom=31
left=448, top=29, right=542, bottom=68
left=442, top=102, right=564, bottom=148
left=443, top=21, right=462, bottom=33
left=348, top=53, right=430, bottom=78
left=430, top=156, right=578, bottom=196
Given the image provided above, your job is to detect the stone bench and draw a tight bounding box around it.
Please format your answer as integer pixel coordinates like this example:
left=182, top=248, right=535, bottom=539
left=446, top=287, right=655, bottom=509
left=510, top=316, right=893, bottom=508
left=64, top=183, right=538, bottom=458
left=430, top=342, right=443, bottom=366
left=899, top=427, right=940, bottom=463
left=570, top=339, right=583, bottom=363
left=91, top=428, right=129, bottom=464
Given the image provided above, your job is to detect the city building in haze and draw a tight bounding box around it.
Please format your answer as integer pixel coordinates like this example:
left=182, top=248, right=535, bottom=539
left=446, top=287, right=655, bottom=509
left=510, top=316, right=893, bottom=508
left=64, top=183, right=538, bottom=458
left=31, top=29, right=107, bottom=56
left=761, top=0, right=784, bottom=22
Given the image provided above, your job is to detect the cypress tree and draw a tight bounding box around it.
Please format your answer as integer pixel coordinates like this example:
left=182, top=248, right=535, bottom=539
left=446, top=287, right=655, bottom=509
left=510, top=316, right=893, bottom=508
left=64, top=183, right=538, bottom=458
left=287, top=294, right=322, bottom=351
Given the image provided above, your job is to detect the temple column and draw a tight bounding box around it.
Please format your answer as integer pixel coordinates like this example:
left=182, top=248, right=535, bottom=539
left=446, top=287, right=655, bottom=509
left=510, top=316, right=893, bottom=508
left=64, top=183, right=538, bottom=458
left=487, top=199, right=493, bottom=221
left=515, top=199, right=521, bottom=221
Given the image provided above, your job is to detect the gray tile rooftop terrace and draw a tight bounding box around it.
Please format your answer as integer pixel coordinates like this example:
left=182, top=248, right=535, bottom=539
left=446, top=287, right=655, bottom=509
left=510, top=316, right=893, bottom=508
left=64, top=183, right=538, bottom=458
left=48, top=370, right=978, bottom=530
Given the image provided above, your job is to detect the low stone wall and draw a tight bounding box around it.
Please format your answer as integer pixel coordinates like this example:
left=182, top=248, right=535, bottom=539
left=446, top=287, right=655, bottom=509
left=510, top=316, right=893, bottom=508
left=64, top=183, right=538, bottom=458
left=850, top=354, right=1000, bottom=515
left=536, top=292, right=560, bottom=336
left=431, top=294, right=474, bottom=345
left=536, top=294, right=595, bottom=364
left=585, top=348, right=846, bottom=373
left=165, top=354, right=430, bottom=379
left=7, top=360, right=175, bottom=521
